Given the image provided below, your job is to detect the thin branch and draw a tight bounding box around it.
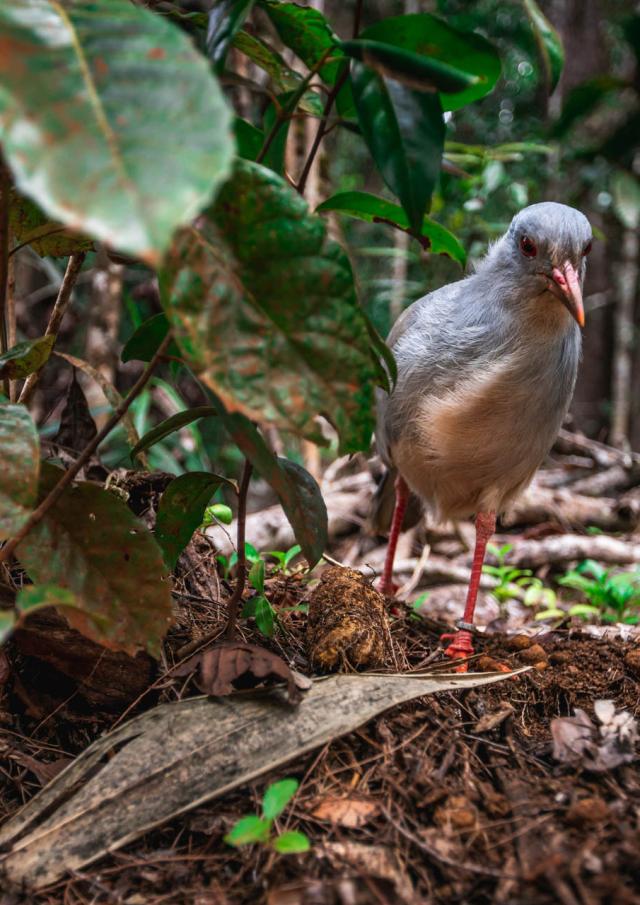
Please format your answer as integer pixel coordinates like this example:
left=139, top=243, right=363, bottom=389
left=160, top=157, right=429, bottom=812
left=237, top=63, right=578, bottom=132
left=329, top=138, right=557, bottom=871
left=224, top=458, right=253, bottom=639
left=18, top=251, right=87, bottom=406
left=0, top=163, right=11, bottom=397
left=0, top=332, right=172, bottom=567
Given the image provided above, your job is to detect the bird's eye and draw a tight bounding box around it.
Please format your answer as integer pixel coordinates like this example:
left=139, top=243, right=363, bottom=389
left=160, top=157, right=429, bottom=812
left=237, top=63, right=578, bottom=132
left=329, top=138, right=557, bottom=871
left=583, top=239, right=593, bottom=256
left=520, top=235, right=537, bottom=258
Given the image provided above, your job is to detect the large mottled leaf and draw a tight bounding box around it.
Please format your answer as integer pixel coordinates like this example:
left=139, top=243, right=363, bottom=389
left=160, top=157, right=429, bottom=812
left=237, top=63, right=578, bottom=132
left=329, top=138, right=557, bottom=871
left=0, top=336, right=54, bottom=381
left=317, top=191, right=466, bottom=266
left=259, top=0, right=342, bottom=83
left=155, top=472, right=227, bottom=569
left=9, top=191, right=94, bottom=258
left=354, top=14, right=500, bottom=111
left=207, top=0, right=256, bottom=73
left=350, top=62, right=445, bottom=232
left=0, top=404, right=39, bottom=540
left=16, top=464, right=174, bottom=655
left=161, top=160, right=388, bottom=453
left=0, top=0, right=234, bottom=265
left=523, top=0, right=564, bottom=92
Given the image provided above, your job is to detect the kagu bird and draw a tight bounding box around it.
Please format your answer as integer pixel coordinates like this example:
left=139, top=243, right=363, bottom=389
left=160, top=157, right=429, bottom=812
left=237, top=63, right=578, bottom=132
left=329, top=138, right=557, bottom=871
left=375, top=202, right=592, bottom=668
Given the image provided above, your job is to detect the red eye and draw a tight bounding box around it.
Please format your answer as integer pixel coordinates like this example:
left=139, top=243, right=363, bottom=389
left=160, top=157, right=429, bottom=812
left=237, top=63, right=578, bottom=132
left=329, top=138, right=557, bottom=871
left=520, top=235, right=537, bottom=257
left=583, top=240, right=592, bottom=256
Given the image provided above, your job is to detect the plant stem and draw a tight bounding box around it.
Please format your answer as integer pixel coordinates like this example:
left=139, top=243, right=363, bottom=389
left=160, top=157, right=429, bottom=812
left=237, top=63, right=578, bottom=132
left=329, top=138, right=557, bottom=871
left=0, top=164, right=11, bottom=398
left=224, top=458, right=254, bottom=639
left=18, top=251, right=87, bottom=406
left=296, top=0, right=364, bottom=196
left=0, top=332, right=172, bottom=567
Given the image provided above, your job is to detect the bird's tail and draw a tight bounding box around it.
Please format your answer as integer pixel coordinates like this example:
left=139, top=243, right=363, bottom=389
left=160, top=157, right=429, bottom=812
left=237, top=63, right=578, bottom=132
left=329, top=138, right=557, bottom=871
left=368, top=466, right=422, bottom=536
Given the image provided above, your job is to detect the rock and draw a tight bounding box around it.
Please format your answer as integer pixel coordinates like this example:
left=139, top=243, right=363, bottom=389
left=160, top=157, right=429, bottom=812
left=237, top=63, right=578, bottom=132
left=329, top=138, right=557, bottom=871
left=517, top=643, right=548, bottom=664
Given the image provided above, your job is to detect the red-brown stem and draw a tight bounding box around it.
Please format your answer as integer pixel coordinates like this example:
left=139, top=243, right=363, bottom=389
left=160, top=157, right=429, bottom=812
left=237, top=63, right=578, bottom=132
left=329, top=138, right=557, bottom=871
left=0, top=332, right=173, bottom=567
left=224, top=458, right=254, bottom=639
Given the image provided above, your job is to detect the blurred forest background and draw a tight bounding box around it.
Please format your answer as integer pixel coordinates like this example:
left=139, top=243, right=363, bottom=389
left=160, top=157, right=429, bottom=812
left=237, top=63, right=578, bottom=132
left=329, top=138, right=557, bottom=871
left=11, top=0, right=640, bottom=479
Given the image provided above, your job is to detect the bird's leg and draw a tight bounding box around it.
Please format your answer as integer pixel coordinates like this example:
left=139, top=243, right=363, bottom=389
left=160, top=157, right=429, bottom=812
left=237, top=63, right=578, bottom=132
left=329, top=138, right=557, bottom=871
left=441, top=510, right=496, bottom=670
left=378, top=475, right=410, bottom=597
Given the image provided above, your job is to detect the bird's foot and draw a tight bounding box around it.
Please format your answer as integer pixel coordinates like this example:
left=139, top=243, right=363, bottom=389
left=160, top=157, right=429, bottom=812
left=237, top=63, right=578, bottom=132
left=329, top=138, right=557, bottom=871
left=376, top=577, right=399, bottom=598
left=440, top=629, right=474, bottom=673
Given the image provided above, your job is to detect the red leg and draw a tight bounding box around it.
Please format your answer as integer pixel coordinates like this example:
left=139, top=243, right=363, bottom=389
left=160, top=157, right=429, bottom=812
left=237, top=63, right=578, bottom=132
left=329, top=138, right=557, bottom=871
left=377, top=475, right=409, bottom=596
left=441, top=510, right=496, bottom=671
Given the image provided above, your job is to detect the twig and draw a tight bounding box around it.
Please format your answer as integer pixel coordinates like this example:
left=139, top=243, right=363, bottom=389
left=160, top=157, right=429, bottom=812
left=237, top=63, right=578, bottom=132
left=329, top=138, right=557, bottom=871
left=0, top=163, right=10, bottom=397
left=224, top=459, right=253, bottom=638
left=18, top=251, right=87, bottom=406
left=0, top=332, right=172, bottom=567
left=296, top=0, right=364, bottom=196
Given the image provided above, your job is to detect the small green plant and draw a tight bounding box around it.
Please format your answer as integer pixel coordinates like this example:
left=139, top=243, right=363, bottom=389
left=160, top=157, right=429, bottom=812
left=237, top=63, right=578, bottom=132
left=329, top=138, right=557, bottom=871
left=242, top=555, right=276, bottom=637
left=265, top=544, right=302, bottom=575
left=217, top=541, right=260, bottom=581
left=409, top=591, right=429, bottom=620
left=558, top=559, right=640, bottom=625
left=483, top=543, right=556, bottom=608
left=200, top=502, right=233, bottom=529
left=224, top=779, right=310, bottom=854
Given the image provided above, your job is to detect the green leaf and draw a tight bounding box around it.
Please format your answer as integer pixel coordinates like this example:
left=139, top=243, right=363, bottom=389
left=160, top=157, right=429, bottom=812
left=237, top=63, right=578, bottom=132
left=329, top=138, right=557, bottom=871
left=212, top=408, right=328, bottom=567
left=261, top=93, right=294, bottom=174
left=0, top=0, right=234, bottom=265
left=155, top=472, right=227, bottom=569
left=121, top=314, right=180, bottom=364
left=0, top=403, right=39, bottom=540
left=248, top=558, right=265, bottom=594
left=355, top=14, right=501, bottom=111
left=568, top=604, right=601, bottom=619
left=577, top=559, right=607, bottom=581
left=207, top=0, right=255, bottom=73
left=284, top=544, right=302, bottom=568
left=350, top=63, right=444, bottom=232
left=234, top=117, right=264, bottom=161
left=9, top=191, right=94, bottom=258
left=262, top=778, right=299, bottom=819
left=611, top=170, right=640, bottom=230
left=201, top=503, right=233, bottom=527
left=259, top=0, right=341, bottom=83
left=254, top=595, right=275, bottom=637
left=316, top=191, right=465, bottom=265
left=272, top=830, right=310, bottom=854
left=14, top=584, right=102, bottom=625
left=161, top=160, right=388, bottom=453
left=340, top=38, right=478, bottom=94
left=224, top=814, right=271, bottom=847
left=15, top=463, right=174, bottom=656
left=131, top=407, right=219, bottom=458
left=523, top=0, right=564, bottom=92
left=0, top=336, right=54, bottom=381
left=0, top=610, right=16, bottom=645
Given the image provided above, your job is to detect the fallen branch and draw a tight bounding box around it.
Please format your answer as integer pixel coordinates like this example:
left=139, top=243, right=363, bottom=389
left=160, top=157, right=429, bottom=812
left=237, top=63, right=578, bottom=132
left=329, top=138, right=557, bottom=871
left=503, top=483, right=640, bottom=531
left=505, top=534, right=640, bottom=569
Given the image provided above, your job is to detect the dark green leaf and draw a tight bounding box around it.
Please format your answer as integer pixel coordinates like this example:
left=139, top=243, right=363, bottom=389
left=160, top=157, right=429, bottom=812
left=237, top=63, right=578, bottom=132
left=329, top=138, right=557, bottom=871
left=0, top=0, right=234, bottom=265
left=350, top=63, right=444, bottom=231
left=9, top=191, right=94, bottom=258
left=248, top=558, right=265, bottom=593
left=340, top=39, right=478, bottom=94
left=259, top=0, right=341, bottom=83
left=121, top=314, right=180, bottom=364
left=234, top=117, right=264, bottom=160
left=0, top=404, right=39, bottom=540
left=356, top=14, right=500, bottom=111
left=523, top=0, right=564, bottom=92
left=261, top=94, right=293, bottom=174
left=0, top=335, right=54, bottom=380
left=262, top=778, right=298, bottom=819
left=224, top=815, right=271, bottom=846
left=161, top=160, right=388, bottom=452
left=211, top=407, right=328, bottom=567
left=317, top=191, right=465, bottom=266
left=207, top=0, right=255, bottom=73
left=155, top=472, right=227, bottom=569
left=272, top=830, right=310, bottom=853
left=16, top=463, right=174, bottom=656
left=131, top=407, right=219, bottom=458
left=255, top=596, right=275, bottom=637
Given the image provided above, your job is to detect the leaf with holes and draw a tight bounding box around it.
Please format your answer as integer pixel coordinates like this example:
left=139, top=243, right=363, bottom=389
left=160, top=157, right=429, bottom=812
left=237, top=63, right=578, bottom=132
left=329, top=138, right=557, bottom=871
left=317, top=191, right=465, bottom=266
left=0, top=404, right=39, bottom=540
left=0, top=0, right=234, bottom=264
left=15, top=464, right=174, bottom=655
left=0, top=336, right=55, bottom=381
left=161, top=160, right=388, bottom=453
left=155, top=472, right=229, bottom=569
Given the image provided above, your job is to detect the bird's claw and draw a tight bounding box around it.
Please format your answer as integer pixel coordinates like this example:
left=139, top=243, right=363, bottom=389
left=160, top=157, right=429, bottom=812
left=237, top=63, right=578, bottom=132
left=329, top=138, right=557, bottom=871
left=440, top=629, right=474, bottom=673
left=376, top=578, right=399, bottom=598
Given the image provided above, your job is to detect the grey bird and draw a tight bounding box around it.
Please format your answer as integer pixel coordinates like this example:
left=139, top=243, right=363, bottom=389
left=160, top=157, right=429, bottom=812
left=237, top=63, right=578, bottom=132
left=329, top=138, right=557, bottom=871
left=375, top=201, right=592, bottom=668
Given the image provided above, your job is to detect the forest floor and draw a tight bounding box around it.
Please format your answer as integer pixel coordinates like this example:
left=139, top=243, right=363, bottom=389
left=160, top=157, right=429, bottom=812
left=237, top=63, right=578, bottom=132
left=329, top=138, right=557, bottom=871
left=1, top=432, right=640, bottom=905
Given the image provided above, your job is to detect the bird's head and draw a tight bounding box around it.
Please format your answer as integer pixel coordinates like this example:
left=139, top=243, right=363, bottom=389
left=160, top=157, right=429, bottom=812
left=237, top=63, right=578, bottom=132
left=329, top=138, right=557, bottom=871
left=505, top=202, right=593, bottom=327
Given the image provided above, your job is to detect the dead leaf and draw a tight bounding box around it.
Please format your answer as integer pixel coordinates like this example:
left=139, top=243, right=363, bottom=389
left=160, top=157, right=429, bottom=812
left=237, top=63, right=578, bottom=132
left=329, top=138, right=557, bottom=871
left=474, top=703, right=514, bottom=733
left=321, top=841, right=414, bottom=904
left=175, top=641, right=302, bottom=703
left=8, top=752, right=71, bottom=786
left=551, top=699, right=638, bottom=771
left=312, top=795, right=379, bottom=828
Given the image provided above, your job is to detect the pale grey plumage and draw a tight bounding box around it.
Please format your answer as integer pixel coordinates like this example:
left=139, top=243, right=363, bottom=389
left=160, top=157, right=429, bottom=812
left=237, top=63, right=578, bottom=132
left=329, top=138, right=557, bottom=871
left=376, top=202, right=592, bottom=522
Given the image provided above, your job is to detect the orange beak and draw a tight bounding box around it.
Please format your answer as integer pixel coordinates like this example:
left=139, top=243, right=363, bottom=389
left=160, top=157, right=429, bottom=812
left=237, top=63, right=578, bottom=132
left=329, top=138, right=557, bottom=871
left=550, top=261, right=585, bottom=328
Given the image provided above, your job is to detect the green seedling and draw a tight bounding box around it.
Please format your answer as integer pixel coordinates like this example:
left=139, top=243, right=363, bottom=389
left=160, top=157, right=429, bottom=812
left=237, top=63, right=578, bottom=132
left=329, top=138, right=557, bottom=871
left=200, top=502, right=233, bottom=529
left=242, top=556, right=276, bottom=637
left=409, top=591, right=429, bottom=621
left=483, top=543, right=555, bottom=608
left=558, top=559, right=640, bottom=625
left=224, top=779, right=310, bottom=854
left=217, top=541, right=260, bottom=580
left=265, top=544, right=302, bottom=575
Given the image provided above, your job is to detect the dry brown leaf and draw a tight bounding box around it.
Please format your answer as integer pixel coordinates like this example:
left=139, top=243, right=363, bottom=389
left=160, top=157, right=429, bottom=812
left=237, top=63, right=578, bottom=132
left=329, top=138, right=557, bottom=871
left=321, top=841, right=414, bottom=904
left=551, top=700, right=638, bottom=771
left=474, top=703, right=514, bottom=733
left=175, top=641, right=301, bottom=703
left=311, top=795, right=379, bottom=828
